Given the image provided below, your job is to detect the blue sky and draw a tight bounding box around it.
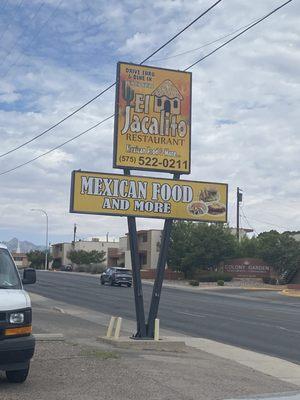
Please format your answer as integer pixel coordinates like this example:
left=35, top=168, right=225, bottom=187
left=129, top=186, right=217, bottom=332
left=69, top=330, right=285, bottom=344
left=0, top=0, right=299, bottom=245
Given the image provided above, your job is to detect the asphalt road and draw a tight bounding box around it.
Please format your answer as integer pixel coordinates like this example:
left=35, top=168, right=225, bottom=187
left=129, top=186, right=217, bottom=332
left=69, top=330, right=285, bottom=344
left=28, top=271, right=300, bottom=364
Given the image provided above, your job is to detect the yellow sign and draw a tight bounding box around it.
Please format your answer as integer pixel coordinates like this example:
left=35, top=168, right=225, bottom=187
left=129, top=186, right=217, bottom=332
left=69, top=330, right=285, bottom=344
left=113, top=62, right=192, bottom=174
left=70, top=171, right=228, bottom=222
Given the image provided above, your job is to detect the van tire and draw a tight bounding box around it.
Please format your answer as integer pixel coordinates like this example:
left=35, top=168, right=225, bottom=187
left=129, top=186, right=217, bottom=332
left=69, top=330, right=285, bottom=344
left=6, top=366, right=29, bottom=383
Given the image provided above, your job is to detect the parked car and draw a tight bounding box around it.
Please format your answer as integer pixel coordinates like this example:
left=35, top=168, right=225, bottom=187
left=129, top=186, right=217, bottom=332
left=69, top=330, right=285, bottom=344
left=0, top=243, right=36, bottom=383
left=100, top=267, right=132, bottom=287
left=60, top=264, right=73, bottom=272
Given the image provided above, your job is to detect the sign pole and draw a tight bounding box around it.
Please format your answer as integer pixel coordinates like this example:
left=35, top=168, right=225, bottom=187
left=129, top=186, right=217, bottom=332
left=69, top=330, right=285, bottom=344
left=147, top=173, right=180, bottom=338
left=124, top=169, right=147, bottom=338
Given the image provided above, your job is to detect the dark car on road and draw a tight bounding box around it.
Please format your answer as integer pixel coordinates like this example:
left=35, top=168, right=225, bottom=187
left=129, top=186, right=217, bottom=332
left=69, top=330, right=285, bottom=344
left=60, top=264, right=73, bottom=272
left=100, top=267, right=132, bottom=287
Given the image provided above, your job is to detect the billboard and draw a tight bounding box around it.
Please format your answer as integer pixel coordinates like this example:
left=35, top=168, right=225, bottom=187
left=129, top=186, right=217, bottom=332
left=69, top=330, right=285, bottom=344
left=113, top=62, right=192, bottom=174
left=70, top=171, right=228, bottom=222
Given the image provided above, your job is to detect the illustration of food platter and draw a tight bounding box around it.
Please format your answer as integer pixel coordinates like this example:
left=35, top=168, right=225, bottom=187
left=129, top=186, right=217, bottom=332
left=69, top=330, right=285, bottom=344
left=187, top=187, right=226, bottom=217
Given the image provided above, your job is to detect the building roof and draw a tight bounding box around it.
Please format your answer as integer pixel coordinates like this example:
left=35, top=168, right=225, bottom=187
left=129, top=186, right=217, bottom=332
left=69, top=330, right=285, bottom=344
left=11, top=252, right=28, bottom=257
left=152, top=80, right=183, bottom=100
left=125, top=229, right=162, bottom=236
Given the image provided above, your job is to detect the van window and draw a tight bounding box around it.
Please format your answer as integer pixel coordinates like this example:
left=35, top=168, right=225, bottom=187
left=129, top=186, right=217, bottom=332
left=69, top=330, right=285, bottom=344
left=0, top=249, right=21, bottom=289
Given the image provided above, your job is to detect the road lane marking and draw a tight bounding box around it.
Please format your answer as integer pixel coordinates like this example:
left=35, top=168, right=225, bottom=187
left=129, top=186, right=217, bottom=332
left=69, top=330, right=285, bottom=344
left=176, top=310, right=300, bottom=335
left=177, top=311, right=207, bottom=318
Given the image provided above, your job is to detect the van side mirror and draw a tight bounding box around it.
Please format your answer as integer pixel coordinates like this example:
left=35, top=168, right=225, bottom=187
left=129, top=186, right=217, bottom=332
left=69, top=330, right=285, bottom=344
left=22, top=268, right=36, bottom=285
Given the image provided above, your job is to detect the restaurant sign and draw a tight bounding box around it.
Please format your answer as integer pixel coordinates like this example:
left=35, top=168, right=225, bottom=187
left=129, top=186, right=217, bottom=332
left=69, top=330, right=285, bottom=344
left=70, top=171, right=227, bottom=222
left=113, top=62, right=192, bottom=174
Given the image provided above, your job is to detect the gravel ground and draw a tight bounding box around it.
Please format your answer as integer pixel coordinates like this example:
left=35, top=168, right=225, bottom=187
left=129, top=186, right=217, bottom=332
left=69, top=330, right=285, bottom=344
left=0, top=340, right=297, bottom=400
left=154, top=278, right=286, bottom=290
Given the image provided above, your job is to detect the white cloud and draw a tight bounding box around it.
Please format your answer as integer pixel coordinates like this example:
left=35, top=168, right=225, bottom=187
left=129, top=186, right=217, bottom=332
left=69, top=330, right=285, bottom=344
left=0, top=0, right=299, bottom=244
left=118, top=32, right=155, bottom=56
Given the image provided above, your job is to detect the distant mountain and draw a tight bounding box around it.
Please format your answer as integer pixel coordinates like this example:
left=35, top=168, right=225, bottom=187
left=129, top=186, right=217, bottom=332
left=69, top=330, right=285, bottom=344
left=1, top=238, right=44, bottom=253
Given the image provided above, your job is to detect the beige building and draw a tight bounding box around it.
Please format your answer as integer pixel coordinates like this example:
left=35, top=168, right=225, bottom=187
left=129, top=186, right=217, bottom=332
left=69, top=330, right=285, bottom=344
left=11, top=252, right=29, bottom=269
left=51, top=238, right=119, bottom=267
left=229, top=227, right=254, bottom=240
left=52, top=230, right=163, bottom=270
left=119, top=229, right=162, bottom=270
left=291, top=233, right=300, bottom=242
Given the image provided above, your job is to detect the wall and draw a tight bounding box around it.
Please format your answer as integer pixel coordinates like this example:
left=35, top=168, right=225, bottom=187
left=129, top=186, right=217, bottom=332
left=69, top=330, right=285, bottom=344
left=141, top=269, right=183, bottom=280
left=149, top=230, right=162, bottom=269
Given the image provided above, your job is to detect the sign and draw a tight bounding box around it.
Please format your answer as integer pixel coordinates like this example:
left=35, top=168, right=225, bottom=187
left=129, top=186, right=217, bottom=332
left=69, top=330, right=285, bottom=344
left=70, top=171, right=228, bottom=222
left=222, top=258, right=272, bottom=278
left=113, top=62, right=192, bottom=174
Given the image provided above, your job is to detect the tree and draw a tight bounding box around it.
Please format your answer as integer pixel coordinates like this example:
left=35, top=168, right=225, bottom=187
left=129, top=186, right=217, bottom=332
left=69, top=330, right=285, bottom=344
left=27, top=250, right=52, bottom=269
left=257, top=230, right=300, bottom=274
left=168, top=222, right=238, bottom=278
left=168, top=221, right=194, bottom=277
left=67, top=249, right=106, bottom=265
left=238, top=236, right=259, bottom=258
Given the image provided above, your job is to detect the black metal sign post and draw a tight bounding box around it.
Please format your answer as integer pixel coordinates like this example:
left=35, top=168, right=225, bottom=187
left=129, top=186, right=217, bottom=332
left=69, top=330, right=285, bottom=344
left=147, top=218, right=173, bottom=337
left=124, top=169, right=147, bottom=338
left=146, top=173, right=180, bottom=338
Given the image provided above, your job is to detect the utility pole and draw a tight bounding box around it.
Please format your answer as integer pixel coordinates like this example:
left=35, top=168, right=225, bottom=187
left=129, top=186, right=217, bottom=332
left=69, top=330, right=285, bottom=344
left=236, top=188, right=243, bottom=241
left=31, top=209, right=49, bottom=270
left=73, top=223, right=77, bottom=247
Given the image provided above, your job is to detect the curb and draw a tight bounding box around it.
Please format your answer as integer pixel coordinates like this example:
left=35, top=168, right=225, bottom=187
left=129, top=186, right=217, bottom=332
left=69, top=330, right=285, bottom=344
left=281, top=289, right=300, bottom=298
left=34, top=333, right=65, bottom=341
left=242, top=287, right=285, bottom=292
left=98, top=336, right=187, bottom=352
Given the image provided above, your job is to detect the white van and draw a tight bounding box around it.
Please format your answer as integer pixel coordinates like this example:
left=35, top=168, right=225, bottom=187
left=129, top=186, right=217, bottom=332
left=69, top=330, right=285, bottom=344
left=0, top=243, right=36, bottom=383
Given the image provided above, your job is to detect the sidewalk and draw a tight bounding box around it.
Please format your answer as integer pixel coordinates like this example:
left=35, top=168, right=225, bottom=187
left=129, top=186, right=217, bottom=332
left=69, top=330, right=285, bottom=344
left=1, top=293, right=299, bottom=400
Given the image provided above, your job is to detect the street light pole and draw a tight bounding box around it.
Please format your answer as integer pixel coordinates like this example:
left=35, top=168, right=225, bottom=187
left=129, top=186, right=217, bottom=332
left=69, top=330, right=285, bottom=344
left=236, top=188, right=243, bottom=242
left=31, top=209, right=49, bottom=270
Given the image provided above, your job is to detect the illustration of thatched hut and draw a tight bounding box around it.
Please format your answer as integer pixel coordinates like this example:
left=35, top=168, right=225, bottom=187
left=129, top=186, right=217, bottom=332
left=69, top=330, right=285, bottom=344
left=152, top=80, right=183, bottom=115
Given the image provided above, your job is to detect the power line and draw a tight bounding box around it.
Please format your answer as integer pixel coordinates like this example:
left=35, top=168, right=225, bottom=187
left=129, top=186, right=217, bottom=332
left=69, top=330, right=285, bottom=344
left=0, top=0, right=293, bottom=175
left=139, top=0, right=223, bottom=64
left=240, top=207, right=259, bottom=236
left=0, top=0, right=223, bottom=159
left=0, top=82, right=116, bottom=159
left=0, top=1, right=46, bottom=68
left=184, top=0, right=293, bottom=70
left=244, top=215, right=291, bottom=231
left=1, top=0, right=63, bottom=79
left=151, top=18, right=259, bottom=63
left=0, top=0, right=25, bottom=43
left=0, top=115, right=114, bottom=176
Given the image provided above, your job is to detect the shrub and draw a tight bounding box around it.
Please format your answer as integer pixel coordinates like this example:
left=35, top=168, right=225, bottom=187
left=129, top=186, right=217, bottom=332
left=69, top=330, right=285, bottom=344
left=262, top=276, right=271, bottom=284
left=198, top=273, right=233, bottom=282
left=262, top=276, right=278, bottom=285
left=269, top=277, right=278, bottom=285
left=189, top=280, right=199, bottom=286
left=73, top=263, right=105, bottom=274
left=90, top=264, right=106, bottom=274
left=217, top=280, right=224, bottom=286
left=74, top=265, right=88, bottom=272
